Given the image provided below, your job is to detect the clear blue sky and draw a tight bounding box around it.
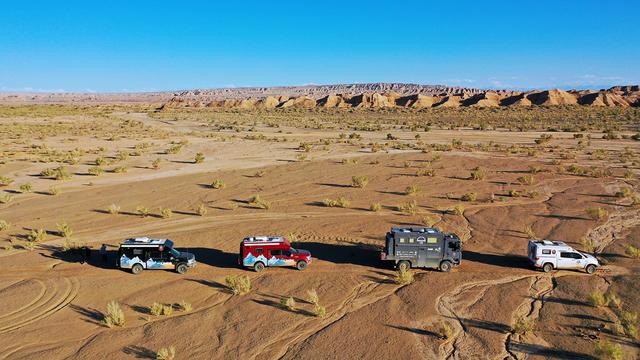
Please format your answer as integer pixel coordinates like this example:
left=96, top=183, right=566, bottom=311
left=1, top=1, right=638, bottom=92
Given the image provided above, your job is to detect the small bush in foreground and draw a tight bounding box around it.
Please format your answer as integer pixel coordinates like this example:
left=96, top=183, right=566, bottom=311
left=225, top=275, right=251, bottom=295
left=136, top=205, right=150, bottom=217
left=56, top=222, right=73, bottom=238
left=196, top=204, right=208, bottom=216
left=102, top=300, right=125, bottom=328
left=48, top=186, right=60, bottom=196
left=88, top=166, right=104, bottom=176
left=20, top=183, right=33, bottom=193
left=439, top=321, right=453, bottom=340
left=156, top=346, right=176, bottom=360
left=160, top=208, right=173, bottom=219
left=404, top=185, right=419, bottom=196
left=370, top=202, right=381, bottom=212
left=306, top=289, right=319, bottom=305
left=523, top=225, right=537, bottom=240
left=0, top=220, right=9, bottom=232
left=397, top=200, right=418, bottom=214
left=313, top=304, right=326, bottom=318
left=151, top=158, right=162, bottom=169
left=27, top=228, right=47, bottom=242
left=588, top=291, right=607, bottom=307
left=0, top=194, right=14, bottom=204
left=394, top=268, right=414, bottom=285
left=460, top=192, right=477, bottom=202
left=210, top=179, right=225, bottom=189
left=450, top=204, right=465, bottom=216
left=194, top=152, right=205, bottom=164
left=351, top=175, right=369, bottom=189
left=512, top=316, right=534, bottom=335
left=594, top=340, right=623, bottom=360
left=177, top=301, right=192, bottom=312
left=470, top=167, right=485, bottom=180
left=625, top=245, right=640, bottom=259
left=248, top=195, right=271, bottom=209
left=280, top=296, right=296, bottom=311
left=586, top=207, right=608, bottom=220
left=107, top=204, right=121, bottom=215
left=322, top=197, right=350, bottom=208
left=580, top=237, right=597, bottom=253
left=0, top=176, right=14, bottom=186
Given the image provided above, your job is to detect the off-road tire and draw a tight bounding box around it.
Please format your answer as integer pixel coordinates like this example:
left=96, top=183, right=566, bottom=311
left=542, top=263, right=553, bottom=273
left=131, top=263, right=143, bottom=275
left=439, top=261, right=452, bottom=272
left=254, top=262, right=265, bottom=272
left=397, top=260, right=411, bottom=272
left=296, top=260, right=308, bottom=271
left=585, top=264, right=597, bottom=274
left=176, top=263, right=188, bottom=274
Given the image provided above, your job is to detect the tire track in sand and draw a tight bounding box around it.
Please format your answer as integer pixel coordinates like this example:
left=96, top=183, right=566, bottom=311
left=0, top=277, right=79, bottom=334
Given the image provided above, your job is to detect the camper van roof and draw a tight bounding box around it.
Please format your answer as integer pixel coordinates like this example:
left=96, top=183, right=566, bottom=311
left=242, top=236, right=286, bottom=244
left=391, top=227, right=440, bottom=234
left=532, top=240, right=568, bottom=246
left=121, top=237, right=172, bottom=247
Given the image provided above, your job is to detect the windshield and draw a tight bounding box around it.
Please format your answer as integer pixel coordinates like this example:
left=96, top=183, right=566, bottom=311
left=289, top=248, right=299, bottom=254
left=169, top=248, right=181, bottom=257
left=448, top=241, right=461, bottom=250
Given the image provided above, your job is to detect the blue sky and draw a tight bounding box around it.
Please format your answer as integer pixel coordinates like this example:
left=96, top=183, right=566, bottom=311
left=1, top=1, right=638, bottom=92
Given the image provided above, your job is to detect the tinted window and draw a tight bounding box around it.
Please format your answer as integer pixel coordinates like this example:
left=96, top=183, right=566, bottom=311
left=560, top=252, right=573, bottom=258
left=542, top=249, right=551, bottom=255
left=255, top=248, right=263, bottom=254
left=282, top=250, right=292, bottom=256
left=271, top=250, right=281, bottom=256
left=132, top=248, right=144, bottom=256
left=149, top=250, right=163, bottom=260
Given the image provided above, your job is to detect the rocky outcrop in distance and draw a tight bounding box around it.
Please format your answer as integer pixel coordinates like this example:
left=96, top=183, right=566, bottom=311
left=160, top=86, right=640, bottom=110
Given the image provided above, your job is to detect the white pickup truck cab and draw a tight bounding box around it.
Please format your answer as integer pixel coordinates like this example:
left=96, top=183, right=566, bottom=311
left=528, top=240, right=599, bottom=274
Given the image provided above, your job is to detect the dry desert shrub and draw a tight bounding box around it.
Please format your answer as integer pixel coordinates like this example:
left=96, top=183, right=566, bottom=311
left=113, top=166, right=127, bottom=173
left=625, top=245, right=640, bottom=259
left=523, top=225, right=537, bottom=240
left=194, top=152, right=205, bottom=164
left=151, top=158, right=162, bottom=169
left=280, top=296, right=296, bottom=311
left=594, top=340, right=623, bottom=360
left=160, top=207, right=173, bottom=219
left=421, top=215, right=438, bottom=227
left=177, top=301, right=192, bottom=312
left=150, top=302, right=173, bottom=316
left=0, top=176, right=14, bottom=186
left=450, top=204, right=465, bottom=216
left=0, top=193, right=13, bottom=204
left=439, top=321, right=453, bottom=340
left=102, top=300, right=125, bottom=328
left=306, top=289, right=319, bottom=305
left=27, top=228, right=47, bottom=242
left=460, top=192, right=477, bottom=202
left=19, top=183, right=33, bottom=193
left=196, top=203, right=207, bottom=216
left=107, top=204, right=121, bottom=215
left=48, top=186, right=60, bottom=196
left=225, top=275, right=251, bottom=295
left=404, top=185, right=419, bottom=196
left=397, top=200, right=418, bottom=215
left=517, top=175, right=534, bottom=185
left=56, top=222, right=73, bottom=238
left=580, top=237, right=597, bottom=253
left=88, top=166, right=104, bottom=176
left=248, top=195, right=271, bottom=209
left=614, top=188, right=633, bottom=198
left=0, top=220, right=9, bottom=232
left=156, top=346, right=176, bottom=360
left=512, top=316, right=534, bottom=335
left=351, top=175, right=369, bottom=189
left=394, top=268, right=414, bottom=285
left=469, top=167, right=485, bottom=180
left=253, top=170, right=266, bottom=177
left=313, top=304, right=327, bottom=318
left=136, top=205, right=151, bottom=217
left=370, top=202, right=382, bottom=212
left=588, top=291, right=608, bottom=307
left=322, top=197, right=350, bottom=208
left=416, top=168, right=436, bottom=177
left=585, top=207, right=608, bottom=220
left=210, top=179, right=225, bottom=189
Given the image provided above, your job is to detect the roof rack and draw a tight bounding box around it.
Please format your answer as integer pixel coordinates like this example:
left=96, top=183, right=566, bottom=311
left=536, top=240, right=567, bottom=246
left=391, top=227, right=439, bottom=234
left=243, top=236, right=285, bottom=243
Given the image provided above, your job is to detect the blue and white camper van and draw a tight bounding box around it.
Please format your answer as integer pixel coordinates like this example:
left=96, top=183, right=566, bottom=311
left=117, top=237, right=196, bottom=274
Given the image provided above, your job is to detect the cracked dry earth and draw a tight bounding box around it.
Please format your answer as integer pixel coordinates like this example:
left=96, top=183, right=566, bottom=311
left=0, top=117, right=639, bottom=359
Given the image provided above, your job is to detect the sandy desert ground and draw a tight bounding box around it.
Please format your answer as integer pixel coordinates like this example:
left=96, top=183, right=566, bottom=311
left=0, top=103, right=639, bottom=359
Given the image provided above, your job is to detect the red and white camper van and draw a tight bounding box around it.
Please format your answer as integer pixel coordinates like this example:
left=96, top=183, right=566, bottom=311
left=238, top=236, right=311, bottom=272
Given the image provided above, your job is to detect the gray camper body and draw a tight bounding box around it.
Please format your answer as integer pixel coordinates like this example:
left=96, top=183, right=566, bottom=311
left=380, top=227, right=461, bottom=272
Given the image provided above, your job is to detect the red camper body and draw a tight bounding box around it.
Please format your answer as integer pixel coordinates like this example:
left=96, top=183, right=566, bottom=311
left=238, top=236, right=311, bottom=272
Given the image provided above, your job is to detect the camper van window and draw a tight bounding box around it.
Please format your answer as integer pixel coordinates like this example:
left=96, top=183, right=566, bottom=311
left=271, top=250, right=281, bottom=256
left=399, top=238, right=406, bottom=243
left=133, top=249, right=143, bottom=256
left=408, top=238, right=415, bottom=243
left=427, top=237, right=438, bottom=244
left=560, top=252, right=572, bottom=258
left=542, top=249, right=551, bottom=255
left=255, top=248, right=263, bottom=254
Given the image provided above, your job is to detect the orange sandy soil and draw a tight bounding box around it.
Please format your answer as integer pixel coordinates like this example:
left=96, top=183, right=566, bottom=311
left=0, top=112, right=639, bottom=359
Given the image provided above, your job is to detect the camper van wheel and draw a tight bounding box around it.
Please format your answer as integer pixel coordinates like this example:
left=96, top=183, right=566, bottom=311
left=296, top=260, right=308, bottom=271
left=254, top=262, right=265, bottom=272
left=131, top=264, right=143, bottom=275
left=439, top=261, right=452, bottom=272
left=397, top=261, right=410, bottom=272
left=585, top=264, right=597, bottom=274
left=176, top=263, right=188, bottom=274
left=542, top=263, right=553, bottom=273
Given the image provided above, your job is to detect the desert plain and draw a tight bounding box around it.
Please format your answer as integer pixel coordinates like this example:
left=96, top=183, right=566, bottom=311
left=0, top=84, right=639, bottom=359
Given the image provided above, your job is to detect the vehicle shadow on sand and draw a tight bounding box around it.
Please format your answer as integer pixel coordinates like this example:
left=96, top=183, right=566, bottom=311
left=292, top=241, right=382, bottom=268
left=462, top=251, right=531, bottom=270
